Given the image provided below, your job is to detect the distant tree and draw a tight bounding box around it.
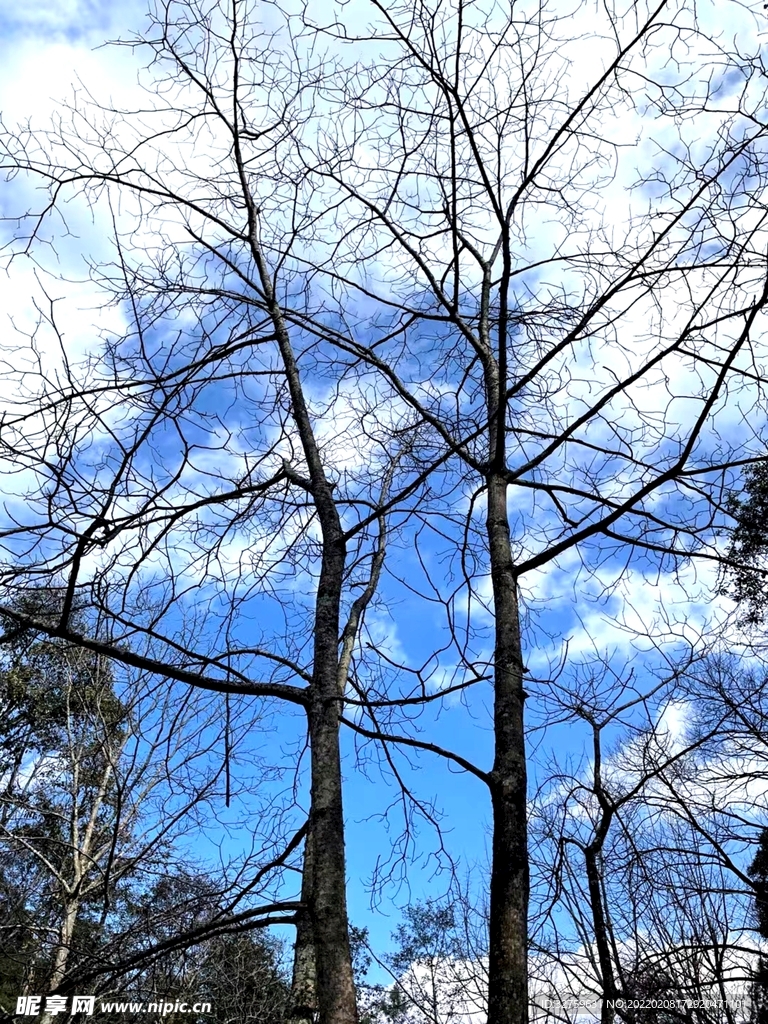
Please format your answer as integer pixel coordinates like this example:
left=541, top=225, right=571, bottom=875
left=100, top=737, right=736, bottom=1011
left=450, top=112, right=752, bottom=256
left=752, top=958, right=768, bottom=1024
left=357, top=898, right=487, bottom=1024
left=749, top=830, right=768, bottom=1024
left=0, top=593, right=131, bottom=999
left=0, top=590, right=298, bottom=1011
left=115, top=926, right=290, bottom=1024
left=721, top=465, right=768, bottom=624
left=359, top=986, right=413, bottom=1024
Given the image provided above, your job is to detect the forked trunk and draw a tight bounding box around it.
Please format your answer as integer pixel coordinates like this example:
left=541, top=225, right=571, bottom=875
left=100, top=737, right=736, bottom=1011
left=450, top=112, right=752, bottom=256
left=255, top=233, right=359, bottom=1024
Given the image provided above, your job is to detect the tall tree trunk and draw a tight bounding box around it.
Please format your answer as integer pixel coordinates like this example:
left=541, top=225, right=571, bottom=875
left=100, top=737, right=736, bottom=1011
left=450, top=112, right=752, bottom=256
left=308, top=531, right=357, bottom=1024
left=36, top=900, right=79, bottom=1024
left=252, top=221, right=358, bottom=1024
left=585, top=726, right=618, bottom=1024
left=486, top=471, right=529, bottom=1024
left=483, top=227, right=529, bottom=1024
left=585, top=844, right=618, bottom=1024
left=288, top=832, right=317, bottom=1024
left=49, top=900, right=78, bottom=991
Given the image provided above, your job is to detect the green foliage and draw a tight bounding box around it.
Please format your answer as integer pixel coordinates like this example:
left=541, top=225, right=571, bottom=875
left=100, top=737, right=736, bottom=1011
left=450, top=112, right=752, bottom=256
left=193, top=932, right=290, bottom=1024
left=752, top=957, right=768, bottom=1024
left=0, top=872, right=35, bottom=1013
left=352, top=925, right=414, bottom=1024
left=0, top=591, right=131, bottom=998
left=388, top=904, right=459, bottom=976
left=349, top=925, right=373, bottom=989
left=0, top=589, right=291, bottom=1024
left=355, top=898, right=488, bottom=1024
left=748, top=830, right=768, bottom=1022
left=0, top=590, right=126, bottom=769
left=723, top=464, right=768, bottom=623
left=749, top=829, right=768, bottom=938
left=100, top=925, right=290, bottom=1024
left=359, top=985, right=413, bottom=1024
left=620, top=966, right=687, bottom=1024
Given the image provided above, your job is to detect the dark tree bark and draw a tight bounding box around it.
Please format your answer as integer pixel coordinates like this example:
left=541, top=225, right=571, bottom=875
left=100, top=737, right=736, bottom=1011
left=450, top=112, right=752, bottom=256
left=289, top=832, right=317, bottom=1024
left=486, top=490, right=529, bottom=1024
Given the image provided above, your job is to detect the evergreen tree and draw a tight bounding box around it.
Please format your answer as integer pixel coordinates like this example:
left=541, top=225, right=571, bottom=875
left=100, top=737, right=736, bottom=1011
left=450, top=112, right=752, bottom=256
left=748, top=828, right=768, bottom=1024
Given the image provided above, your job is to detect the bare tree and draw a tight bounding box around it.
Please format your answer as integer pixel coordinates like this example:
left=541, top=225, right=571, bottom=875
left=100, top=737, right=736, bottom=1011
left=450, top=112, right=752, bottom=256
left=524, top=647, right=768, bottom=1024
left=280, top=2, right=768, bottom=1021
left=0, top=3, right=426, bottom=1021
left=3, top=2, right=768, bottom=1023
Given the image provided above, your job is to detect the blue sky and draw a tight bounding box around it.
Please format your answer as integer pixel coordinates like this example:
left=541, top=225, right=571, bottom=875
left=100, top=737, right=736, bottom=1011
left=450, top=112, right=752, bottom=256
left=0, top=0, right=500, bottom=954
left=1, top=0, right=766, bottom=1003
